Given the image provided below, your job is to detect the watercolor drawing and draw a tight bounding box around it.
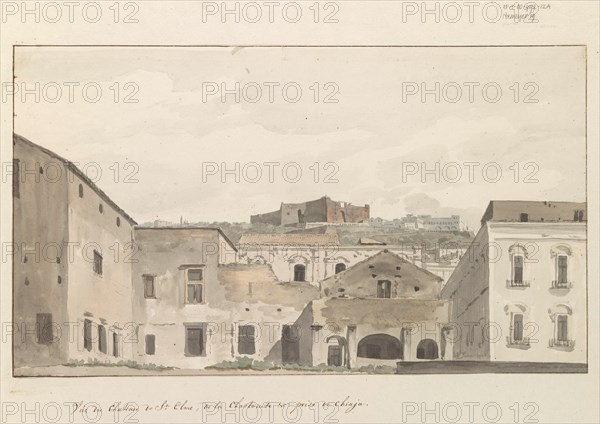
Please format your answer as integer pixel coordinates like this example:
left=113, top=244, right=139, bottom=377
left=10, top=46, right=587, bottom=376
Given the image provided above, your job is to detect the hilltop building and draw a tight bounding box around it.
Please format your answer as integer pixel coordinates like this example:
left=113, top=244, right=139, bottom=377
left=12, top=134, right=587, bottom=373
left=250, top=196, right=370, bottom=226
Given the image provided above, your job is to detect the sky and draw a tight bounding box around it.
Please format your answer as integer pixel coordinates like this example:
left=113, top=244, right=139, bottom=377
left=13, top=46, right=586, bottom=230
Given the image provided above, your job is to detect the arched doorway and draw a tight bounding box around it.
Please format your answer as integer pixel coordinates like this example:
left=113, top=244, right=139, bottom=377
left=357, top=334, right=403, bottom=360
left=293, top=264, right=306, bottom=282
left=335, top=263, right=346, bottom=274
left=325, top=335, right=347, bottom=367
left=416, top=339, right=439, bottom=359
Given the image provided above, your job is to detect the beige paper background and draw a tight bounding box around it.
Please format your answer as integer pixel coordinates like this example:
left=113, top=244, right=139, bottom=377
left=1, top=1, right=598, bottom=423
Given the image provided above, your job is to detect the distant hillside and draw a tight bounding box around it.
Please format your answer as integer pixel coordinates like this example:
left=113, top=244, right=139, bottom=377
left=141, top=221, right=475, bottom=248
left=335, top=226, right=473, bottom=247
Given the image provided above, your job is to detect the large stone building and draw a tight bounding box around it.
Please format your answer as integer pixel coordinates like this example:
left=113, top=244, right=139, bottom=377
left=441, top=200, right=587, bottom=363
left=11, top=134, right=320, bottom=370
left=375, top=214, right=468, bottom=231
left=236, top=232, right=425, bottom=285
left=250, top=196, right=370, bottom=226
left=292, top=250, right=452, bottom=368
left=131, top=227, right=319, bottom=368
left=420, top=214, right=467, bottom=231
left=12, top=134, right=586, bottom=373
left=13, top=134, right=138, bottom=367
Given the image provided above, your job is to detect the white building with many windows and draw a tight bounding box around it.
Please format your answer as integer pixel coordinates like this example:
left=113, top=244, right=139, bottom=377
left=441, top=200, right=587, bottom=363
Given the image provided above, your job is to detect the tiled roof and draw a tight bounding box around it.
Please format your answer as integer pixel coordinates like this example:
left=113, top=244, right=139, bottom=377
left=238, top=232, right=339, bottom=246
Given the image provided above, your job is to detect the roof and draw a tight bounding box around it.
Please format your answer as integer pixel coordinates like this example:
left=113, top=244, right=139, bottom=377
left=288, top=225, right=334, bottom=235
left=14, top=133, right=137, bottom=225
left=134, top=226, right=237, bottom=252
left=319, top=249, right=444, bottom=300
left=481, top=200, right=587, bottom=225
left=238, top=232, right=340, bottom=246
left=359, top=237, right=386, bottom=245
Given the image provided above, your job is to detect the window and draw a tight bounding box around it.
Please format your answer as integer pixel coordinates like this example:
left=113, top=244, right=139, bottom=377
left=557, top=315, right=568, bottom=342
left=505, top=304, right=529, bottom=346
left=84, top=319, right=93, bottom=351
left=185, top=269, right=204, bottom=304
left=574, top=210, right=584, bottom=222
left=116, top=217, right=121, bottom=227
left=238, top=325, right=256, bottom=355
left=552, top=250, right=571, bottom=289
left=113, top=332, right=120, bottom=357
left=98, top=325, right=107, bottom=354
left=78, top=183, right=83, bottom=198
left=99, top=204, right=103, bottom=214
left=335, top=263, right=346, bottom=274
left=145, top=335, right=155, bottom=355
left=513, top=314, right=524, bottom=342
left=512, top=255, right=524, bottom=283
left=557, top=255, right=568, bottom=284
left=185, top=325, right=205, bottom=356
left=548, top=304, right=573, bottom=348
left=93, top=250, right=103, bottom=275
left=36, top=313, right=53, bottom=345
left=13, top=159, right=20, bottom=198
left=144, top=275, right=156, bottom=299
left=377, top=280, right=392, bottom=298
left=293, top=264, right=306, bottom=282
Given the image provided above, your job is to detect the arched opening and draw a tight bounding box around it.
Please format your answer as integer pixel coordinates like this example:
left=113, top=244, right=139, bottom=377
left=293, top=264, right=306, bottom=282
left=251, top=256, right=267, bottom=265
left=78, top=184, right=84, bottom=198
left=416, top=339, right=439, bottom=359
left=357, top=334, right=402, bottom=360
left=335, top=263, right=346, bottom=274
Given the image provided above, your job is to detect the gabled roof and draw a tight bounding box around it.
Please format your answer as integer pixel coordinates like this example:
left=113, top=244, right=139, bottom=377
left=320, top=249, right=443, bottom=300
left=325, top=249, right=443, bottom=283
left=238, top=232, right=340, bottom=246
left=14, top=133, right=137, bottom=225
